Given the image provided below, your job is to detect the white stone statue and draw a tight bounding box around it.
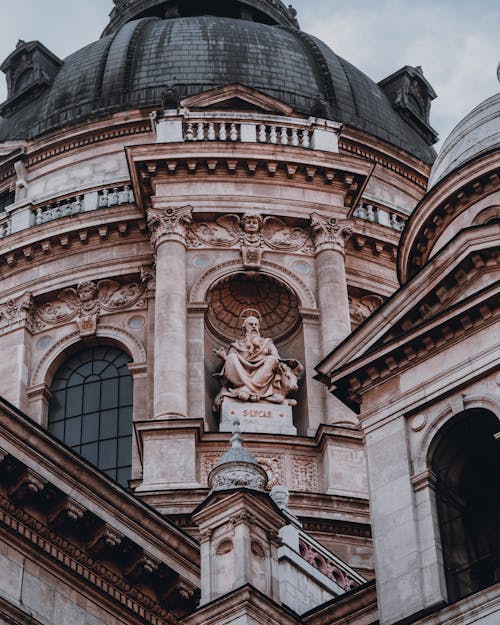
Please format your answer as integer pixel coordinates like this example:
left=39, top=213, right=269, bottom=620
left=213, top=312, right=303, bottom=409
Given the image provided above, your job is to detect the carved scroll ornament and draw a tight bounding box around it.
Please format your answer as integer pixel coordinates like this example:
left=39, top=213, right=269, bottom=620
left=188, top=211, right=314, bottom=267
left=147, top=205, right=193, bottom=248
left=310, top=212, right=354, bottom=254
left=30, top=277, right=149, bottom=336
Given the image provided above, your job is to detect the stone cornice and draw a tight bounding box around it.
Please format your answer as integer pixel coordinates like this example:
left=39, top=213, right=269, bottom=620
left=126, top=143, right=372, bottom=212
left=316, top=225, right=499, bottom=385
left=0, top=209, right=147, bottom=274
left=328, top=285, right=499, bottom=412
left=0, top=399, right=200, bottom=581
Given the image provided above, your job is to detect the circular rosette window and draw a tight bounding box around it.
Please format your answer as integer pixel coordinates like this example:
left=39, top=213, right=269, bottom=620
left=206, top=273, right=300, bottom=342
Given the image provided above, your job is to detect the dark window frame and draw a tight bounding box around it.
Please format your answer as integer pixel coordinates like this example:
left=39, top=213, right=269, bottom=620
left=48, top=345, right=133, bottom=487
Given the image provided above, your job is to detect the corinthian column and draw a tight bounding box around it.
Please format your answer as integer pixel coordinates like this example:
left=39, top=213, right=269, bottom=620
left=311, top=213, right=354, bottom=353
left=148, top=205, right=193, bottom=419
left=311, top=212, right=357, bottom=425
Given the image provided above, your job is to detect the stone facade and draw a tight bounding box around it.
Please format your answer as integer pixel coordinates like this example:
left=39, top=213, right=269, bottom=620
left=0, top=1, right=497, bottom=624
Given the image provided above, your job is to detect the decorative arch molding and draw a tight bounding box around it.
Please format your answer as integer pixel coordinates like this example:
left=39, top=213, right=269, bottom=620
left=31, top=325, right=147, bottom=388
left=189, top=259, right=317, bottom=309
left=412, top=392, right=500, bottom=475
left=472, top=205, right=500, bottom=225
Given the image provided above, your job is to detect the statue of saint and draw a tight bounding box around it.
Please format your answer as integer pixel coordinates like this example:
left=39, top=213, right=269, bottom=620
left=214, top=313, right=303, bottom=409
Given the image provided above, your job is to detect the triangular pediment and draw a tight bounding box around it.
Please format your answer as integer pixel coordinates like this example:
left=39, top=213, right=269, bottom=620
left=181, top=83, right=295, bottom=116
left=316, top=223, right=500, bottom=388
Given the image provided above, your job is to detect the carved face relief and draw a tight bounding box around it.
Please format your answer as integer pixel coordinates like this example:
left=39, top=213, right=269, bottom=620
left=242, top=214, right=262, bottom=235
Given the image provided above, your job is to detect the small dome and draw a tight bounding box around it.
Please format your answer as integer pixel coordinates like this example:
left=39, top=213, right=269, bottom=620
left=428, top=92, right=500, bottom=188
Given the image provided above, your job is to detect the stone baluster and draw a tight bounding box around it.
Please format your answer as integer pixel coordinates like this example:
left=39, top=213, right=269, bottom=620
left=196, top=121, right=205, bottom=141
left=311, top=212, right=357, bottom=424
left=219, top=123, right=227, bottom=141
left=147, top=205, right=193, bottom=419
left=302, top=129, right=310, bottom=148
left=207, top=122, right=216, bottom=140
left=229, top=123, right=238, bottom=141
left=270, top=125, right=278, bottom=144
left=258, top=124, right=267, bottom=143
left=280, top=127, right=289, bottom=145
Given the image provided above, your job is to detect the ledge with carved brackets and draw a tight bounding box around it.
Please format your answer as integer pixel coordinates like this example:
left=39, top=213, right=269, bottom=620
left=126, top=142, right=373, bottom=212
left=0, top=399, right=200, bottom=621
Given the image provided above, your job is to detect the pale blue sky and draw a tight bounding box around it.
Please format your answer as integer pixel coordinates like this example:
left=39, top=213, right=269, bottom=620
left=0, top=0, right=498, bottom=148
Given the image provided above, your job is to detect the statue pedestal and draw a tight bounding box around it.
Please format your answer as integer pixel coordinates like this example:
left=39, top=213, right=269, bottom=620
left=220, top=398, right=297, bottom=435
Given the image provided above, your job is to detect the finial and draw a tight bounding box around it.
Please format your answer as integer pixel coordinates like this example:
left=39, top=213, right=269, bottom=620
left=230, top=418, right=243, bottom=449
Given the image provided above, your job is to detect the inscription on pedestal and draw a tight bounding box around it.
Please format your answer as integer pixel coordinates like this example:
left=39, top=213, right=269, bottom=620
left=220, top=398, right=297, bottom=435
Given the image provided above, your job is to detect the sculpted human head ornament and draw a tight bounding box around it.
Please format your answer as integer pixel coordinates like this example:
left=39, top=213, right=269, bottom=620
left=241, top=211, right=263, bottom=234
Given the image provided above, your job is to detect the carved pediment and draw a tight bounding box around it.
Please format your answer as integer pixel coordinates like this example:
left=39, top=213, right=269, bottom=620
left=180, top=83, right=295, bottom=115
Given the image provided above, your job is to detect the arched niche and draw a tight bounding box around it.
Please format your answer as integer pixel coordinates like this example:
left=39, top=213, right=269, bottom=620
left=203, top=271, right=309, bottom=435
left=427, top=408, right=500, bottom=602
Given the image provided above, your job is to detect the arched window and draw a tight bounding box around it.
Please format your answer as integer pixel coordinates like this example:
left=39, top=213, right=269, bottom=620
left=48, top=346, right=133, bottom=487
left=430, top=410, right=500, bottom=602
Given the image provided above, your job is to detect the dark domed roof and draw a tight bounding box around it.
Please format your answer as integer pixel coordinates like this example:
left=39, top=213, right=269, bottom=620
left=0, top=12, right=436, bottom=163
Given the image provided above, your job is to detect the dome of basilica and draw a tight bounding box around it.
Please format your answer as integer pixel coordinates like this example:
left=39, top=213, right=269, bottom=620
left=0, top=0, right=436, bottom=163
left=428, top=92, right=500, bottom=188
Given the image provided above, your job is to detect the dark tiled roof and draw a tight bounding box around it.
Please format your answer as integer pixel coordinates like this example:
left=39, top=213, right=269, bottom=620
left=0, top=16, right=436, bottom=163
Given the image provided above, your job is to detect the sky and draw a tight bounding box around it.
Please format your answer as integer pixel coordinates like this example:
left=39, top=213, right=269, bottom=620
left=0, top=0, right=498, bottom=149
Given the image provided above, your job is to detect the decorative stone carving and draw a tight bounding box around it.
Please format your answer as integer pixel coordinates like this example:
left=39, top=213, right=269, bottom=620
left=147, top=205, right=193, bottom=248
left=201, top=451, right=285, bottom=489
left=188, top=210, right=314, bottom=266
left=0, top=292, right=34, bottom=331
left=310, top=212, right=354, bottom=253
left=270, top=485, right=290, bottom=510
left=208, top=420, right=268, bottom=492
left=206, top=273, right=300, bottom=342
left=213, top=312, right=303, bottom=409
left=349, top=294, right=384, bottom=325
left=292, top=456, right=320, bottom=491
left=31, top=277, right=148, bottom=336
left=299, top=537, right=360, bottom=591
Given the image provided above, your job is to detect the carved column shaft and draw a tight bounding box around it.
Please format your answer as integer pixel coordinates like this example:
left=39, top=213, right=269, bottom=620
left=311, top=214, right=358, bottom=425
left=148, top=206, right=192, bottom=419
left=311, top=213, right=354, bottom=354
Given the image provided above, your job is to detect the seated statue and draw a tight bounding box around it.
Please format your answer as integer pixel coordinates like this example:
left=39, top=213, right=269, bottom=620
left=213, top=314, right=303, bottom=409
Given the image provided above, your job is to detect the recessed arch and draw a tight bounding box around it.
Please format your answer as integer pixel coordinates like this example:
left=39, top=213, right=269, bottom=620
left=427, top=408, right=500, bottom=602
left=189, top=258, right=317, bottom=309
left=47, top=344, right=134, bottom=487
left=413, top=393, right=500, bottom=476
left=31, top=325, right=147, bottom=388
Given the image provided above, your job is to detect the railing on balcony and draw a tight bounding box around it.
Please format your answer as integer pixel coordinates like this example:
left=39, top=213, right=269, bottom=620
left=0, top=213, right=12, bottom=239
left=0, top=185, right=136, bottom=240
left=354, top=202, right=406, bottom=232
left=154, top=110, right=340, bottom=153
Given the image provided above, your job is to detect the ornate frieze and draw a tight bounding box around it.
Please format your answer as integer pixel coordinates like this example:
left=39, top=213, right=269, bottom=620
left=310, top=212, right=355, bottom=254
left=0, top=275, right=151, bottom=338
left=188, top=211, right=314, bottom=266
left=201, top=451, right=317, bottom=492
left=147, top=205, right=193, bottom=248
left=0, top=292, right=33, bottom=331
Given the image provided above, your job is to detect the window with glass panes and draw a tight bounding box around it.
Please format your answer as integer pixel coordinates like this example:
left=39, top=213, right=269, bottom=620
left=48, top=346, right=133, bottom=487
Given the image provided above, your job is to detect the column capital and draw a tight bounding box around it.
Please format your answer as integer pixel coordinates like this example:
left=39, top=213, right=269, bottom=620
left=310, top=213, right=354, bottom=254
left=147, top=205, right=193, bottom=248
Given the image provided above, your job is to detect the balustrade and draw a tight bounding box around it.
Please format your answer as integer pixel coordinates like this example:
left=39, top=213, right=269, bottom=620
left=354, top=202, right=406, bottom=232
left=184, top=121, right=240, bottom=142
